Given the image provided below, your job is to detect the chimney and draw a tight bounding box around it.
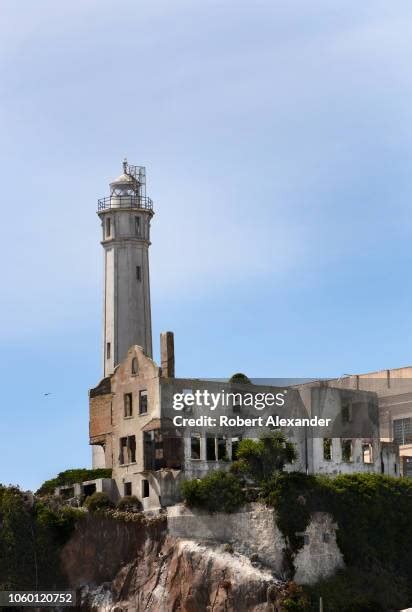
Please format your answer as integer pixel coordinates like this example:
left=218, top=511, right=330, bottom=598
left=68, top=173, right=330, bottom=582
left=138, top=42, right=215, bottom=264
left=160, top=332, right=175, bottom=378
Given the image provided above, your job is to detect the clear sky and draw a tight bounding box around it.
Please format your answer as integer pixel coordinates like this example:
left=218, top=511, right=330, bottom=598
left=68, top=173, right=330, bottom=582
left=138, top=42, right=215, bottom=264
left=1, top=1, right=412, bottom=491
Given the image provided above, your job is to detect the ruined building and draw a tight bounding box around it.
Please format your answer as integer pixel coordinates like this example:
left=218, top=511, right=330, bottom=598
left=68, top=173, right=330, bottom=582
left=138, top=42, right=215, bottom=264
left=84, top=162, right=400, bottom=509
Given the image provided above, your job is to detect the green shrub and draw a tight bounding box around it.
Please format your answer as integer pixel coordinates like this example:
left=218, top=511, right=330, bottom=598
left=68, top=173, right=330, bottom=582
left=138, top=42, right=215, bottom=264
left=84, top=492, right=114, bottom=513
left=36, top=468, right=112, bottom=496
left=181, top=471, right=245, bottom=513
left=231, top=431, right=297, bottom=484
left=304, top=568, right=409, bottom=612
left=116, top=495, right=142, bottom=512
left=0, top=485, right=82, bottom=590
left=229, top=373, right=252, bottom=384
left=262, top=472, right=412, bottom=607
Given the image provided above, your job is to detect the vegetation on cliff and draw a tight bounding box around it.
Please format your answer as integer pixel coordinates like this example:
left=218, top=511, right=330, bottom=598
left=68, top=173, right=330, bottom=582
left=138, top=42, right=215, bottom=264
left=0, top=485, right=82, bottom=589
left=263, top=471, right=412, bottom=610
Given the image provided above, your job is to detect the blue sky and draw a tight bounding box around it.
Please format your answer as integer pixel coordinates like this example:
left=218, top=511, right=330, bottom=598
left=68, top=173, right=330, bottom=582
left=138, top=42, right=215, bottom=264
left=2, top=1, right=412, bottom=490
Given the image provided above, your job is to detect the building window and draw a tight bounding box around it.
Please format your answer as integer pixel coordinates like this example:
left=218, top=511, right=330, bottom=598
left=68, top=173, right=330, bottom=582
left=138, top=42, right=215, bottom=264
left=136, top=266, right=141, bottom=281
left=124, top=482, right=132, bottom=496
left=393, top=418, right=412, bottom=445
left=119, top=435, right=136, bottom=465
left=232, top=393, right=242, bottom=413
left=142, top=479, right=149, bottom=498
left=206, top=436, right=216, bottom=461
left=362, top=443, right=373, bottom=464
left=217, top=437, right=226, bottom=460
left=323, top=438, right=332, bottom=461
left=139, top=390, right=148, bottom=414
left=190, top=433, right=201, bottom=459
left=341, top=439, right=353, bottom=462
left=106, top=342, right=111, bottom=360
left=124, top=393, right=133, bottom=418
left=341, top=402, right=352, bottom=423
left=231, top=436, right=242, bottom=460
left=135, top=216, right=141, bottom=236
left=206, top=436, right=227, bottom=461
left=131, top=357, right=138, bottom=375
left=105, top=217, right=111, bottom=238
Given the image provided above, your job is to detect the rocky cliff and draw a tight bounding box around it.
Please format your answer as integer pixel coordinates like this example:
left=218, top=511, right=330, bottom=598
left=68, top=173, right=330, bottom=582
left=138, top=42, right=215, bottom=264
left=61, top=513, right=296, bottom=611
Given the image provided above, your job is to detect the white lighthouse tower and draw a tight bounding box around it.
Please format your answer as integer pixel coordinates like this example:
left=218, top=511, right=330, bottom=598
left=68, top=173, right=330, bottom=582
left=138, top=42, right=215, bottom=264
left=98, top=160, right=154, bottom=376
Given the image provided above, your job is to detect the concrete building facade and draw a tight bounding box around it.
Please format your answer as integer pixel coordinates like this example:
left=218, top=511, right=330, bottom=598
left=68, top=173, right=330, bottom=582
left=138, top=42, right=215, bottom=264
left=89, top=336, right=399, bottom=508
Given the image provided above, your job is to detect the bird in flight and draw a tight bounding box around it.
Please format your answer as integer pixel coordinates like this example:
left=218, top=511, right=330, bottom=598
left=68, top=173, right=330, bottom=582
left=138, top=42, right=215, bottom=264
left=43, top=392, right=52, bottom=396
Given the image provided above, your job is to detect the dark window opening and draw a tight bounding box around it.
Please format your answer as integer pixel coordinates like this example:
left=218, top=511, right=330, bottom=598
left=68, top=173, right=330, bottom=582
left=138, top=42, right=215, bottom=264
left=124, top=393, right=133, bottom=418
left=136, top=266, right=141, bottom=281
left=323, top=438, right=332, bottom=461
left=341, top=439, right=353, bottom=462
left=206, top=436, right=216, bottom=461
left=139, top=390, right=148, bottom=414
left=131, top=357, right=138, bottom=375
left=82, top=483, right=97, bottom=498
left=105, top=217, right=111, bottom=237
left=142, top=479, right=149, bottom=498
left=124, top=482, right=132, bottom=496
left=119, top=435, right=136, bottom=465
left=61, top=486, right=75, bottom=500
left=135, top=216, right=141, bottom=236
left=144, top=429, right=182, bottom=470
left=106, top=342, right=111, bottom=360
left=191, top=433, right=201, bottom=459
left=217, top=437, right=226, bottom=460
left=232, top=393, right=242, bottom=413
left=341, top=402, right=352, bottom=423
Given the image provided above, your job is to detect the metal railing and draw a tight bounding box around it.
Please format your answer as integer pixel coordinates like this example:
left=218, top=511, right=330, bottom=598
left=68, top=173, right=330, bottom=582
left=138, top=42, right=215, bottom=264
left=97, top=195, right=154, bottom=211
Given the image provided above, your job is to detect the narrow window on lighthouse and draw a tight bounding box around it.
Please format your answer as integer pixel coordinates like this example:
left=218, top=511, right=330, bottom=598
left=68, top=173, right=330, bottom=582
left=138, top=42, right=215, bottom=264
left=135, top=216, right=141, bottom=236
left=105, top=217, right=111, bottom=237
left=136, top=266, right=141, bottom=282
left=106, top=342, right=111, bottom=359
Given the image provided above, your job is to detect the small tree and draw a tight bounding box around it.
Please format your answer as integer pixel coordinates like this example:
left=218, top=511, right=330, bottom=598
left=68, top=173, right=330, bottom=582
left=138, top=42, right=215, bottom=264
left=229, top=373, right=252, bottom=385
left=116, top=495, right=142, bottom=512
left=231, top=431, right=297, bottom=484
left=84, top=492, right=114, bottom=513
left=181, top=471, right=245, bottom=513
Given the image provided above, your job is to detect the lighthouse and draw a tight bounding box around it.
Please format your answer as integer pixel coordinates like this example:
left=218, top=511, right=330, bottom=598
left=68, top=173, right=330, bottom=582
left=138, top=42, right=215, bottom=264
left=97, top=160, right=154, bottom=376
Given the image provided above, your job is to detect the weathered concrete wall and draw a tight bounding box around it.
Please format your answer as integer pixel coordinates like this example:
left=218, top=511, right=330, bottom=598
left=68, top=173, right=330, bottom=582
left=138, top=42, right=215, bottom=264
left=168, top=503, right=285, bottom=575
left=294, top=512, right=344, bottom=585
left=167, top=503, right=344, bottom=584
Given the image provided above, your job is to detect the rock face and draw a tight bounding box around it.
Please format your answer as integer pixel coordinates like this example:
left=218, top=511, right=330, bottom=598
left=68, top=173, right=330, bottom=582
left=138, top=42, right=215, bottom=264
left=61, top=506, right=343, bottom=610
left=62, top=515, right=283, bottom=611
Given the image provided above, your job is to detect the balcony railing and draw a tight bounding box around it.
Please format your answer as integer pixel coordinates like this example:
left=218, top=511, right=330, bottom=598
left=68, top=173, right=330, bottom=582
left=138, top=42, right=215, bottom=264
left=97, top=195, right=154, bottom=212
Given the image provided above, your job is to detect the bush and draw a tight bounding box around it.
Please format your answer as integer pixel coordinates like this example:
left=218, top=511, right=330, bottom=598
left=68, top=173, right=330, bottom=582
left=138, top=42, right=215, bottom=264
left=262, top=472, right=412, bottom=608
left=304, top=568, right=409, bottom=612
left=181, top=471, right=246, bottom=513
left=116, top=495, right=142, bottom=512
left=0, top=485, right=82, bottom=590
left=229, top=373, right=252, bottom=385
left=84, top=492, right=114, bottom=513
left=231, top=431, right=297, bottom=484
left=36, top=468, right=112, bottom=496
